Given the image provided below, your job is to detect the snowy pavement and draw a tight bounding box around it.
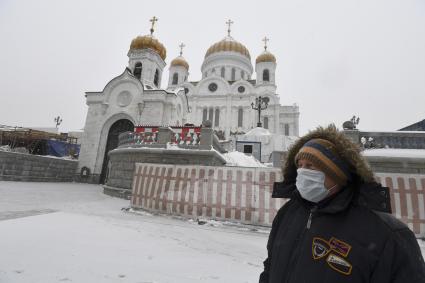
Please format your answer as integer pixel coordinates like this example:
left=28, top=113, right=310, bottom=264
left=0, top=181, right=268, bottom=283
left=0, top=181, right=424, bottom=283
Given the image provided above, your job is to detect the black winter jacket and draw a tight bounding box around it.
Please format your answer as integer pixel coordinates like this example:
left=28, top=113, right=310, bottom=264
left=259, top=181, right=425, bottom=283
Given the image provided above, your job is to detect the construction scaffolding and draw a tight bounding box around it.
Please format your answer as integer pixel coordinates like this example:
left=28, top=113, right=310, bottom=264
left=0, top=125, right=79, bottom=157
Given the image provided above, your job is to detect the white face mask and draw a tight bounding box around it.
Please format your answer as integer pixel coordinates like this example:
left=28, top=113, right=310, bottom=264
left=296, top=168, right=330, bottom=203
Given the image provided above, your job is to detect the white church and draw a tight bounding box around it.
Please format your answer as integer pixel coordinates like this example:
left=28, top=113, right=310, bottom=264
left=78, top=18, right=300, bottom=183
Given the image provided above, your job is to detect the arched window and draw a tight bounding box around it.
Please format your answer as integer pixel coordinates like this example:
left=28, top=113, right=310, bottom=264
left=154, top=69, right=159, bottom=87
left=214, top=108, right=220, bottom=127
left=284, top=124, right=290, bottom=136
left=172, top=73, right=178, bottom=85
left=241, top=70, right=245, bottom=80
left=202, top=108, right=208, bottom=122
left=231, top=68, right=236, bottom=81
left=264, top=117, right=269, bottom=129
left=263, top=69, right=270, bottom=82
left=134, top=62, right=142, bottom=80
left=238, top=108, right=243, bottom=127
left=221, top=67, right=225, bottom=78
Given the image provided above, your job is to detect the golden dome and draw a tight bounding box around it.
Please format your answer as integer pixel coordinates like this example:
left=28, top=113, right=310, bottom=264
left=205, top=37, right=250, bottom=59
left=170, top=56, right=189, bottom=70
left=129, top=35, right=167, bottom=60
left=256, top=51, right=276, bottom=64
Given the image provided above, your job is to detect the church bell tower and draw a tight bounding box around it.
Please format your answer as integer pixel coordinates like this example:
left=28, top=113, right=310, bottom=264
left=255, top=37, right=276, bottom=86
left=168, top=43, right=189, bottom=90
left=128, top=17, right=167, bottom=89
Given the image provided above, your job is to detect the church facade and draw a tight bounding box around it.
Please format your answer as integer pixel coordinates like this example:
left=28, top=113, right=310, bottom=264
left=78, top=18, right=299, bottom=183
left=170, top=30, right=299, bottom=139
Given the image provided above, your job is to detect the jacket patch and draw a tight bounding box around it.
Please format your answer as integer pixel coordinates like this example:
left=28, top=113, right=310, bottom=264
left=329, top=237, right=351, bottom=257
left=312, top=237, right=331, bottom=260
left=312, top=236, right=353, bottom=275
left=326, top=254, right=352, bottom=275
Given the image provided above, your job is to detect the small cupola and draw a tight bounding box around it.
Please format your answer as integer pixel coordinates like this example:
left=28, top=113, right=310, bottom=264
left=255, top=36, right=277, bottom=85
left=168, top=43, right=190, bottom=89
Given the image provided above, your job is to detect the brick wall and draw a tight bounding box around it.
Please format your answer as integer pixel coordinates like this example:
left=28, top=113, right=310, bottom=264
left=105, top=148, right=226, bottom=197
left=0, top=151, right=77, bottom=182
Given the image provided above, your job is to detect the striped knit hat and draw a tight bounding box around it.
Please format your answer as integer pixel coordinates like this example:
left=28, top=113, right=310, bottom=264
left=295, top=138, right=352, bottom=186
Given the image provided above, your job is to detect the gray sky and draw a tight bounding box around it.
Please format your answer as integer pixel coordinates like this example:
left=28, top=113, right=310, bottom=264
left=0, top=0, right=424, bottom=135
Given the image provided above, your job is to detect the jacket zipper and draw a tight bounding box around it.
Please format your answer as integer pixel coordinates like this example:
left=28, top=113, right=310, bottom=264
left=285, top=206, right=317, bottom=283
left=285, top=206, right=317, bottom=282
left=306, top=207, right=317, bottom=229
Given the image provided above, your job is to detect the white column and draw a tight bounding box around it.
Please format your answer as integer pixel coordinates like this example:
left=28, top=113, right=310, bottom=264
left=197, top=106, right=203, bottom=125
left=225, top=95, right=232, bottom=138
left=274, top=104, right=279, bottom=134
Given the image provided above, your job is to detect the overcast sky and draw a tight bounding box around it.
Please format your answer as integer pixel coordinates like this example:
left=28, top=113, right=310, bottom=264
left=0, top=0, right=424, bottom=135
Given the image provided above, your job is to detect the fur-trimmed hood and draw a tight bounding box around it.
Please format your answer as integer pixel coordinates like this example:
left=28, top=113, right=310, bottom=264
left=282, top=124, right=375, bottom=186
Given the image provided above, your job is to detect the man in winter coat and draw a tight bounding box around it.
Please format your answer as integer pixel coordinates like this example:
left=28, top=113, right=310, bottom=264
left=259, top=125, right=425, bottom=283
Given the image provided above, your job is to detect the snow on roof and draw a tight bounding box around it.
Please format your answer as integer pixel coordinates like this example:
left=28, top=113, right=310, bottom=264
left=30, top=127, right=59, bottom=134
left=244, top=127, right=271, bottom=136
left=362, top=149, right=425, bottom=158
left=361, top=130, right=425, bottom=134
left=223, top=151, right=265, bottom=167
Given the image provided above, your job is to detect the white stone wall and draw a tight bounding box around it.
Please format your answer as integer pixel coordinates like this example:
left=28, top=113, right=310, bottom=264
left=167, top=65, right=189, bottom=89
left=255, top=61, right=276, bottom=85
left=187, top=94, right=281, bottom=136
left=78, top=69, right=142, bottom=175
left=184, top=70, right=298, bottom=139
left=128, top=49, right=166, bottom=88
left=78, top=68, right=188, bottom=178
left=201, top=52, right=253, bottom=81
left=78, top=104, right=103, bottom=173
left=279, top=105, right=300, bottom=136
left=180, top=47, right=299, bottom=140
left=237, top=132, right=297, bottom=162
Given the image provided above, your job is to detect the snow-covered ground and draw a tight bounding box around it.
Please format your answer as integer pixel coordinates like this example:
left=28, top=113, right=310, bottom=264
left=0, top=181, right=423, bottom=283
left=0, top=181, right=268, bottom=283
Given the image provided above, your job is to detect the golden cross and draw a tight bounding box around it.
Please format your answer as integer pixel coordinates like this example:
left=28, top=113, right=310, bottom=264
left=149, top=16, right=158, bottom=35
left=226, top=19, right=234, bottom=36
left=179, top=43, right=185, bottom=56
left=262, top=36, right=269, bottom=51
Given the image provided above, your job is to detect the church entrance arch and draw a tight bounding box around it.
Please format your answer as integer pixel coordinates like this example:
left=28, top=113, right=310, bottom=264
left=100, top=119, right=134, bottom=184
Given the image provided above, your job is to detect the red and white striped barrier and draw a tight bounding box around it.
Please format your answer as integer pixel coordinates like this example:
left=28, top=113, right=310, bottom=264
left=130, top=163, right=425, bottom=237
left=134, top=126, right=202, bottom=145
left=131, top=163, right=285, bottom=225
left=376, top=173, right=425, bottom=237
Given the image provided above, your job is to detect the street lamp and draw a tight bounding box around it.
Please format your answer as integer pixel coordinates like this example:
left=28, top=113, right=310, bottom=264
left=54, top=116, right=63, bottom=128
left=251, top=96, right=269, bottom=127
